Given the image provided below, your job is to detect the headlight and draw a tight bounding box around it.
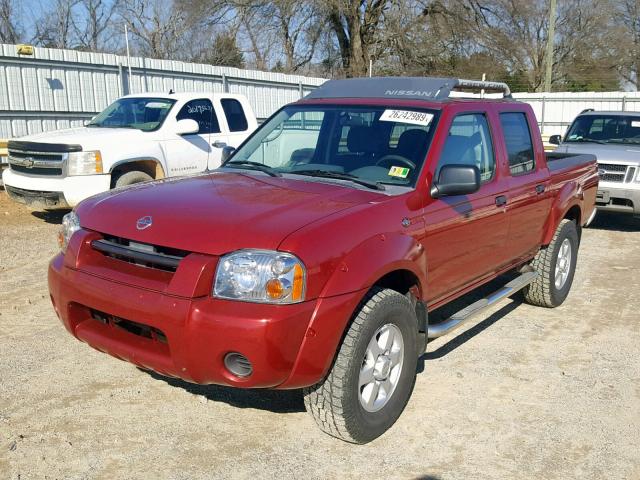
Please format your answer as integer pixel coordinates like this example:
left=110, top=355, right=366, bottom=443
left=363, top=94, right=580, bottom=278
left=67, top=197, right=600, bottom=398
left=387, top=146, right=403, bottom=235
left=58, top=211, right=81, bottom=252
left=213, top=250, right=306, bottom=304
left=67, top=151, right=102, bottom=175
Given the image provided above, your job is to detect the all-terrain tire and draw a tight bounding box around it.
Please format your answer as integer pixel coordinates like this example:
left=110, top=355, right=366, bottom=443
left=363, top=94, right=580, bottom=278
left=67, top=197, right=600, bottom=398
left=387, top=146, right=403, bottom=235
left=113, top=170, right=153, bottom=188
left=303, top=288, right=418, bottom=444
left=523, top=219, right=579, bottom=308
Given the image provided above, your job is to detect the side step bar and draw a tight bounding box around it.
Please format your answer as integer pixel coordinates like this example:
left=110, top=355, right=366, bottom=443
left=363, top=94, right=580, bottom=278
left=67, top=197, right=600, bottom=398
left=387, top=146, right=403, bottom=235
left=427, top=271, right=538, bottom=339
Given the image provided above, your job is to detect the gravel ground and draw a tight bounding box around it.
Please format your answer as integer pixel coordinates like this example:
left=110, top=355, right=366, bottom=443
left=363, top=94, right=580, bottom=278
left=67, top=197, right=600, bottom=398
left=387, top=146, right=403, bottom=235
left=1, top=188, right=639, bottom=480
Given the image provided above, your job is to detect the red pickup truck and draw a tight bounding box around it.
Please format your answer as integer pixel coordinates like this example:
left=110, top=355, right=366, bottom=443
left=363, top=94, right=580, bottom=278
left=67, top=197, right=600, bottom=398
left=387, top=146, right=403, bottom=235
left=48, top=77, right=598, bottom=444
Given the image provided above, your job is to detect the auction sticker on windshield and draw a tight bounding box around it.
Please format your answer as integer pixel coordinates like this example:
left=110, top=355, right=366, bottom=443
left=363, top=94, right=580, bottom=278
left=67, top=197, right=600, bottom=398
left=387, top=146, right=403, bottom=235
left=380, top=109, right=434, bottom=126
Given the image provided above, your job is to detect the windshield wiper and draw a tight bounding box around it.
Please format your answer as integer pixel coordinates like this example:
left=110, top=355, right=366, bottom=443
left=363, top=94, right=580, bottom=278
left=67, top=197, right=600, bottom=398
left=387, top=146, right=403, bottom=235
left=224, top=160, right=282, bottom=177
left=569, top=137, right=608, bottom=145
left=289, top=169, right=385, bottom=191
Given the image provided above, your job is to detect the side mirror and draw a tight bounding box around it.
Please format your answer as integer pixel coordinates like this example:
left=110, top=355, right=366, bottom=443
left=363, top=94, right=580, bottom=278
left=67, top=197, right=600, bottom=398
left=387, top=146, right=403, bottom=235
left=431, top=164, right=481, bottom=198
left=175, top=118, right=199, bottom=135
left=221, top=146, right=236, bottom=163
left=549, top=134, right=562, bottom=145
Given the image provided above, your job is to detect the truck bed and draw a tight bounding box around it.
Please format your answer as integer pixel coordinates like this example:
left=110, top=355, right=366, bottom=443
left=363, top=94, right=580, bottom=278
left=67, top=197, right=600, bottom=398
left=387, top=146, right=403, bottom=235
left=546, top=151, right=597, bottom=173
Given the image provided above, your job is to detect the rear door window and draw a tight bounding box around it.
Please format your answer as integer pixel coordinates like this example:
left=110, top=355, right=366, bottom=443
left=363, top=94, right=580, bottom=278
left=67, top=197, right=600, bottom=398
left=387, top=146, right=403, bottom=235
left=221, top=98, right=249, bottom=132
left=500, top=112, right=535, bottom=175
left=177, top=99, right=220, bottom=134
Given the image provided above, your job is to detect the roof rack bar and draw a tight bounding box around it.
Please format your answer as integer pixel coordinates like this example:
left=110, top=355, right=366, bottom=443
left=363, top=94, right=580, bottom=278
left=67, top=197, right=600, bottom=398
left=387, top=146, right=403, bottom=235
left=303, top=76, right=513, bottom=102
left=452, top=79, right=511, bottom=98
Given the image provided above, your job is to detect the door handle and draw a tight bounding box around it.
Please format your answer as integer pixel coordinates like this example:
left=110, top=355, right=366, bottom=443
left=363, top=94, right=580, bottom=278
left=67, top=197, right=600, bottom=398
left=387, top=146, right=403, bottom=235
left=212, top=140, right=227, bottom=148
left=535, top=184, right=545, bottom=194
left=495, top=195, right=507, bottom=207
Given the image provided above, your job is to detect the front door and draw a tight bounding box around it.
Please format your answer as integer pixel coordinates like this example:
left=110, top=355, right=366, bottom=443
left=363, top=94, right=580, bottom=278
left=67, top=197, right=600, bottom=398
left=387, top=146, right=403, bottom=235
left=163, top=98, right=217, bottom=176
left=423, top=112, right=510, bottom=305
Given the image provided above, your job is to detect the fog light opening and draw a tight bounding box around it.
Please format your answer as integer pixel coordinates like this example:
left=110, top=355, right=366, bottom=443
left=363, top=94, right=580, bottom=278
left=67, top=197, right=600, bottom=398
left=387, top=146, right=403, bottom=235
left=224, top=352, right=253, bottom=378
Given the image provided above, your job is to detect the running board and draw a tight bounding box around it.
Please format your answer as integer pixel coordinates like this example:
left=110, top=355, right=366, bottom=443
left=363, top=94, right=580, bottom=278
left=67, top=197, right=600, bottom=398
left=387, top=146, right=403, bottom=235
left=427, top=271, right=538, bottom=339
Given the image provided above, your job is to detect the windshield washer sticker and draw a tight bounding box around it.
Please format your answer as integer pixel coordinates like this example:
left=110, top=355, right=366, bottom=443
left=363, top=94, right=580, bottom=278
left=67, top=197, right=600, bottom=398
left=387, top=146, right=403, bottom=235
left=632, top=120, right=640, bottom=128
left=389, top=166, right=410, bottom=178
left=380, top=109, right=433, bottom=126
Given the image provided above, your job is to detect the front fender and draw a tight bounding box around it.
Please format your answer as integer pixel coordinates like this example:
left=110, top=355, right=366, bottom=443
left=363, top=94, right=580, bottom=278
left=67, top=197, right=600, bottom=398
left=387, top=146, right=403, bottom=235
left=319, top=231, right=427, bottom=299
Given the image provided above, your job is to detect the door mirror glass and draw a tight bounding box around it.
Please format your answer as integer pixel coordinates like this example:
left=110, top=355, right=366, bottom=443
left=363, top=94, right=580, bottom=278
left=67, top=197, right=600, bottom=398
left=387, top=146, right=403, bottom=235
left=222, top=145, right=236, bottom=162
left=175, top=118, right=200, bottom=135
left=431, top=164, right=481, bottom=198
left=549, top=134, right=562, bottom=145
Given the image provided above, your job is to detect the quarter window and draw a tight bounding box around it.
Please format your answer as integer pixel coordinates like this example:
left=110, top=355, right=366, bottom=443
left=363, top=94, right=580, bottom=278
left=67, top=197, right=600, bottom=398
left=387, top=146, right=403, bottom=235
left=436, top=113, right=495, bottom=183
left=221, top=98, right=249, bottom=132
left=500, top=112, right=535, bottom=175
left=176, top=99, right=220, bottom=134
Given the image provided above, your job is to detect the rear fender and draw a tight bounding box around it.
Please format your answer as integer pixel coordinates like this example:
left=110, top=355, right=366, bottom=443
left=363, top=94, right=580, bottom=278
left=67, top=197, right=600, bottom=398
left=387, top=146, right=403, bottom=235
left=542, top=181, right=581, bottom=245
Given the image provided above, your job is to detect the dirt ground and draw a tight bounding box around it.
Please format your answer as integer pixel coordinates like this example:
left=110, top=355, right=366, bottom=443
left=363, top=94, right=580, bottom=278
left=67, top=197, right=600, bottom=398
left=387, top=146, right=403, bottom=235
left=0, top=188, right=639, bottom=480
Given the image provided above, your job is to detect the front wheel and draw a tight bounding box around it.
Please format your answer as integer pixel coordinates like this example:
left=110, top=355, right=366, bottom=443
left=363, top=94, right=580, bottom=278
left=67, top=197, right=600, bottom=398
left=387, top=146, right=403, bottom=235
left=303, top=288, right=418, bottom=444
left=523, top=219, right=579, bottom=308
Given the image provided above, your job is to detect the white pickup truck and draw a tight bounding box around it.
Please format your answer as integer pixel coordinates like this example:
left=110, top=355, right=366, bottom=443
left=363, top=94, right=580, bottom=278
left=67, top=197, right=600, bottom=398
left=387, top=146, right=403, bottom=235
left=2, top=92, right=257, bottom=209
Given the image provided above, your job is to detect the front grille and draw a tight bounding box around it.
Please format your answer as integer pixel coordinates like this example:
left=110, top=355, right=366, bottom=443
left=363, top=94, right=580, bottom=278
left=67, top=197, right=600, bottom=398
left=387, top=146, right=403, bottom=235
left=8, top=149, right=65, bottom=176
left=92, top=235, right=189, bottom=272
left=598, top=163, right=633, bottom=183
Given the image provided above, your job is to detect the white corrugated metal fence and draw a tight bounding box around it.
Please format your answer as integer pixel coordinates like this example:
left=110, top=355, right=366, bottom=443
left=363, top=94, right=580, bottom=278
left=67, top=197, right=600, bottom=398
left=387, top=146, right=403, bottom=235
left=1, top=43, right=639, bottom=139
left=0, top=43, right=325, bottom=138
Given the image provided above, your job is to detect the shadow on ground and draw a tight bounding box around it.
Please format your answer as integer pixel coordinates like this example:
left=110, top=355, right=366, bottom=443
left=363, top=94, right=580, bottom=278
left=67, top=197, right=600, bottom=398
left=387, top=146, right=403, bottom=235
left=419, top=272, right=523, bottom=371
left=589, top=211, right=640, bottom=232
left=30, top=209, right=70, bottom=224
left=144, top=370, right=305, bottom=413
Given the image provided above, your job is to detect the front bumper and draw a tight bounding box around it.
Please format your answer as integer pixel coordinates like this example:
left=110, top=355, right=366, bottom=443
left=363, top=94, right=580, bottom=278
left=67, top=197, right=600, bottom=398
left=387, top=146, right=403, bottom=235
left=48, top=232, right=364, bottom=389
left=596, top=181, right=640, bottom=215
left=2, top=168, right=110, bottom=208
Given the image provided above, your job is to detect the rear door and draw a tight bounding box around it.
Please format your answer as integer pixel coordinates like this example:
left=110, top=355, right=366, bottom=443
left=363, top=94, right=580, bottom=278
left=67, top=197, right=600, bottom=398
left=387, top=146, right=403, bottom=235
left=212, top=97, right=252, bottom=170
left=423, top=108, right=510, bottom=305
left=497, top=110, right=552, bottom=262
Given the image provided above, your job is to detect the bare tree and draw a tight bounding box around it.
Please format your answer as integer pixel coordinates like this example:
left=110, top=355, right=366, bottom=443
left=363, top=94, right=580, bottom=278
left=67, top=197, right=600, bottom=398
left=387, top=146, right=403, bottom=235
left=73, top=0, right=120, bottom=51
left=33, top=0, right=79, bottom=48
left=614, top=0, right=640, bottom=89
left=0, top=0, right=22, bottom=43
left=323, top=0, right=391, bottom=77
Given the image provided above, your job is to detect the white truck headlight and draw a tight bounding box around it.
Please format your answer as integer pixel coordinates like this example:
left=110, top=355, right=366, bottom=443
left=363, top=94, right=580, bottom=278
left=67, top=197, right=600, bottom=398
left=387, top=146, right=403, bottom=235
left=58, top=211, right=81, bottom=252
left=67, top=151, right=103, bottom=175
left=213, top=250, right=306, bottom=304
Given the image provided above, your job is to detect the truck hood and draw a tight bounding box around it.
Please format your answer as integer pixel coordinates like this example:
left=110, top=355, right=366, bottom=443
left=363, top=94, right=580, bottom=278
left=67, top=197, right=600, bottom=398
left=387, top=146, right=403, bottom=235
left=76, top=172, right=382, bottom=255
left=18, top=127, right=144, bottom=151
left=557, top=142, right=640, bottom=165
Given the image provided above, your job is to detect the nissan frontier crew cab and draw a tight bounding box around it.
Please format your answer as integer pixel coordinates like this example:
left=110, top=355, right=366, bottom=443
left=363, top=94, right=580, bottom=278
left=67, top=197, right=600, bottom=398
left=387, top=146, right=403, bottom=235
left=3, top=92, right=257, bottom=209
left=550, top=110, right=640, bottom=224
left=48, top=77, right=598, bottom=444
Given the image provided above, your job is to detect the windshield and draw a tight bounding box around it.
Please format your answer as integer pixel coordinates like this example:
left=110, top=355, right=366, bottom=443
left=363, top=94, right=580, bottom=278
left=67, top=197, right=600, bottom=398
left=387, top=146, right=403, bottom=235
left=226, top=104, right=439, bottom=188
left=565, top=114, right=640, bottom=144
left=88, top=97, right=175, bottom=131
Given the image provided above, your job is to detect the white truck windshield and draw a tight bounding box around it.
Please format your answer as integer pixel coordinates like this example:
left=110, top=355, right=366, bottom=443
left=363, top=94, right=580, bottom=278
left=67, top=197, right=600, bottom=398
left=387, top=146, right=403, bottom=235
left=88, top=97, right=175, bottom=132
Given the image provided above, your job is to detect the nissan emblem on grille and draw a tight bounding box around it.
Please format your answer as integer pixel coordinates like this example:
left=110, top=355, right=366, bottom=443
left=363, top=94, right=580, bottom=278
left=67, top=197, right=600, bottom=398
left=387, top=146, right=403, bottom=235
left=136, top=216, right=153, bottom=230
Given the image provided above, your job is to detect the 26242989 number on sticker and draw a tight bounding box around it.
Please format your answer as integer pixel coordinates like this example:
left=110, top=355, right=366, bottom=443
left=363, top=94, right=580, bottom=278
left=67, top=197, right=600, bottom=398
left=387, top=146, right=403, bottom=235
left=380, top=109, right=434, bottom=126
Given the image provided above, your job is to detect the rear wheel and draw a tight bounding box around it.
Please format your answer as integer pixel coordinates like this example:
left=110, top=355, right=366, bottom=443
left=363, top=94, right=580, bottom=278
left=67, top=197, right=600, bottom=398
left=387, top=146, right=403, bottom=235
left=113, top=170, right=153, bottom=188
left=303, top=288, right=418, bottom=444
left=523, top=219, right=579, bottom=308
